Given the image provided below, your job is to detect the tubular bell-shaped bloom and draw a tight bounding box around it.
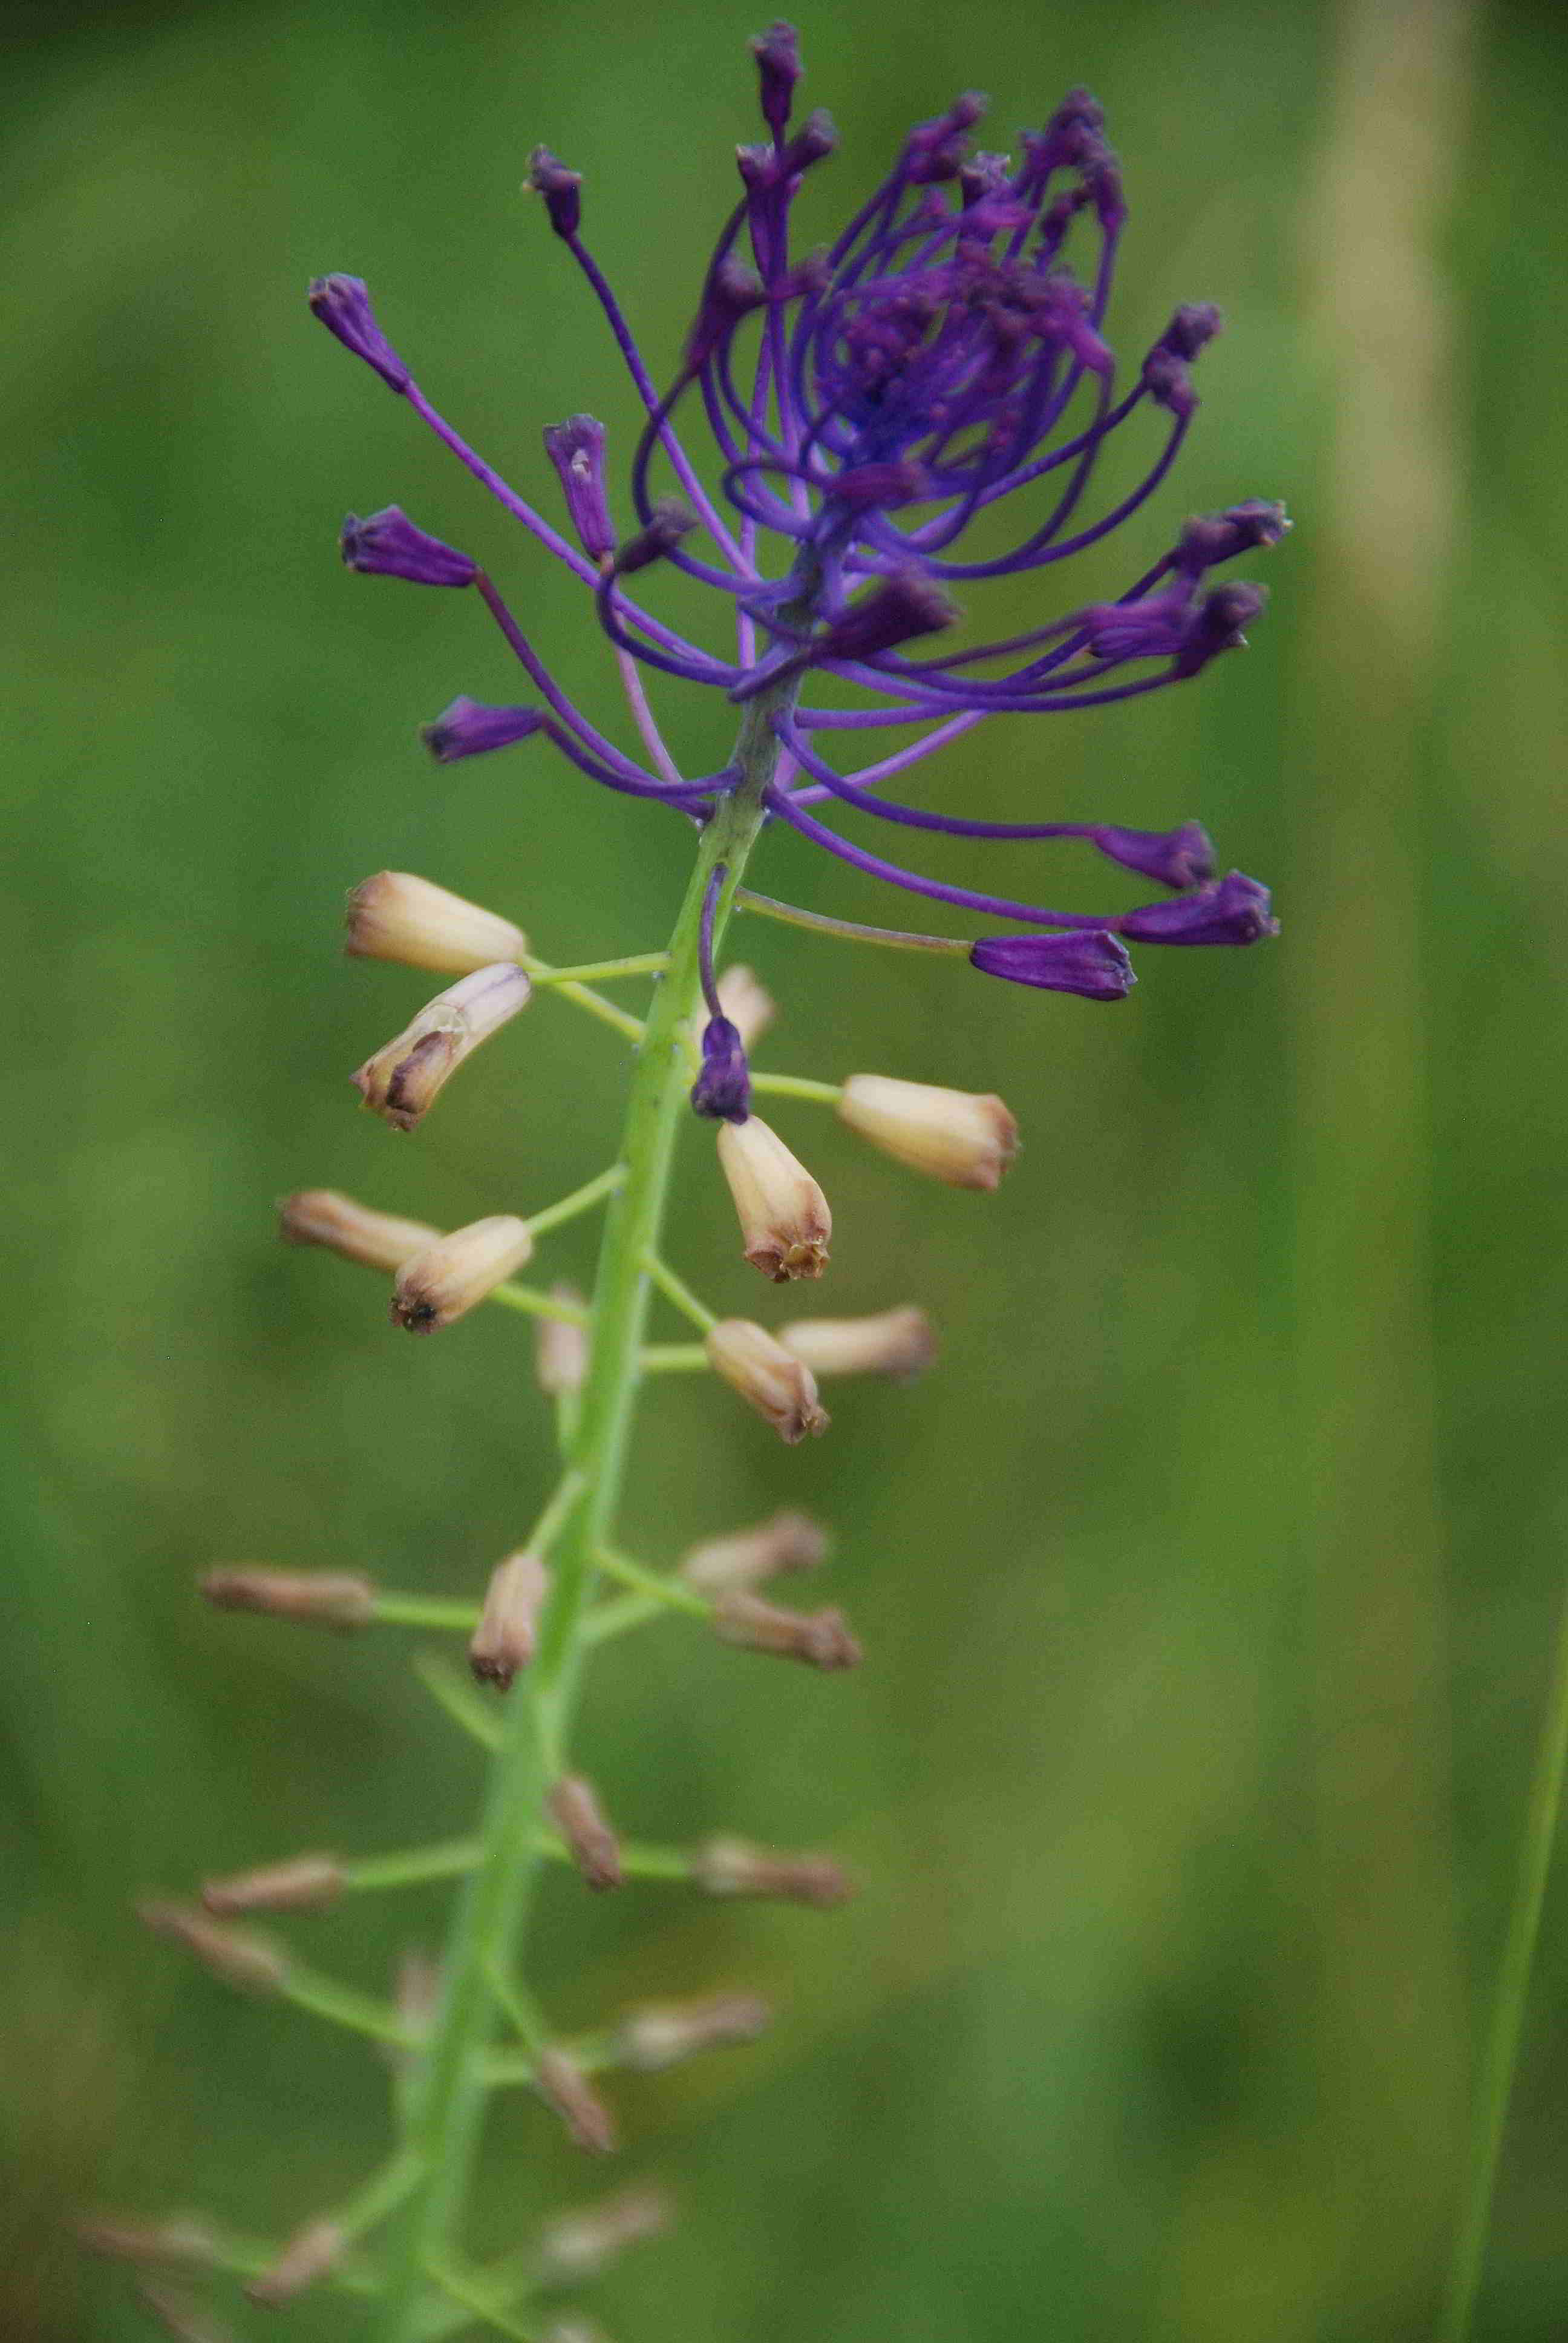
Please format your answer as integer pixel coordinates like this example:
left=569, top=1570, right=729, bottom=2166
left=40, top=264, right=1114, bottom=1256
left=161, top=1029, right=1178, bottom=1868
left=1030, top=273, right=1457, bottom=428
left=309, top=29, right=1282, bottom=1021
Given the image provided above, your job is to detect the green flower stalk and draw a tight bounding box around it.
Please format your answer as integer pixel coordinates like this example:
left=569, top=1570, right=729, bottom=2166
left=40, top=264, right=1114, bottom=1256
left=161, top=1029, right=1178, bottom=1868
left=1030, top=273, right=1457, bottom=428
left=100, top=25, right=1287, bottom=2341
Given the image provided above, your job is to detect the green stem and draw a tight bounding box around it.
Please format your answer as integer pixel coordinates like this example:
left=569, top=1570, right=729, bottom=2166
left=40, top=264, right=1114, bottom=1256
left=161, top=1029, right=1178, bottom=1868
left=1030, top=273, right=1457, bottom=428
left=1440, top=1575, right=1568, bottom=2343
left=373, top=703, right=783, bottom=2340
left=642, top=1252, right=718, bottom=1335
left=736, top=886, right=969, bottom=955
left=641, top=1342, right=712, bottom=1374
left=595, top=1543, right=710, bottom=1619
left=522, top=1163, right=626, bottom=1241
left=749, top=1072, right=844, bottom=1106
left=518, top=954, right=645, bottom=1045
left=526, top=951, right=668, bottom=986
left=486, top=1282, right=589, bottom=1327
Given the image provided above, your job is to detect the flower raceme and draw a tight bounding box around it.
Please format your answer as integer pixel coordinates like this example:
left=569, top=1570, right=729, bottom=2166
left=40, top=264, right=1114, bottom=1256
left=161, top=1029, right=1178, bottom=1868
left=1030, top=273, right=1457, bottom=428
left=309, top=24, right=1282, bottom=1127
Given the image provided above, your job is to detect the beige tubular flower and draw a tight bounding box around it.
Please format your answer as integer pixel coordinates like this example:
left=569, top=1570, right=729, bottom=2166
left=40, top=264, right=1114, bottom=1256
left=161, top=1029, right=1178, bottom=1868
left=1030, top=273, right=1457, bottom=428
left=704, top=1320, right=829, bottom=1444
left=689, top=1836, right=852, bottom=1907
left=779, top=1305, right=936, bottom=1381
left=546, top=1775, right=622, bottom=1891
left=677, top=1509, right=827, bottom=1596
left=137, top=1902, right=289, bottom=1994
left=716, top=1115, right=831, bottom=1281
left=344, top=870, right=527, bottom=972
left=391, top=1214, right=534, bottom=1333
left=469, top=1548, right=550, bottom=1689
left=353, top=961, right=531, bottom=1132
left=246, top=2219, right=346, bottom=2308
left=715, top=962, right=777, bottom=1050
left=199, top=1567, right=376, bottom=1628
left=201, top=1855, right=343, bottom=1916
left=615, top=1994, right=771, bottom=2073
left=710, top=1590, right=862, bottom=1670
left=837, top=1073, right=1018, bottom=1190
left=278, top=1189, right=438, bottom=1272
left=534, top=1286, right=589, bottom=1398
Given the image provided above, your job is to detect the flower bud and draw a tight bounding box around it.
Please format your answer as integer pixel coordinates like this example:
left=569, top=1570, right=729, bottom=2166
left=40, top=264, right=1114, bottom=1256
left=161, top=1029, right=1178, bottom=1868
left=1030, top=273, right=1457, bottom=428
left=715, top=963, right=777, bottom=1050
left=137, top=1902, right=288, bottom=1995
left=535, top=1286, right=589, bottom=1399
left=1090, top=822, right=1214, bottom=891
left=340, top=506, right=475, bottom=587
left=469, top=1548, right=550, bottom=1689
left=537, top=2186, right=670, bottom=2286
left=278, top=1190, right=438, bottom=1273
left=615, top=1993, right=771, bottom=2073
left=200, top=1855, right=343, bottom=1916
left=678, top=1509, right=827, bottom=1596
left=815, top=572, right=956, bottom=666
left=690, top=1837, right=851, bottom=1907
left=421, top=697, right=547, bottom=763
left=535, top=2048, right=617, bottom=2155
left=543, top=416, right=615, bottom=561
left=1120, top=870, right=1278, bottom=946
left=710, top=1590, right=861, bottom=1670
left=716, top=1116, right=831, bottom=1282
left=76, top=2216, right=222, bottom=2269
left=393, top=1948, right=441, bottom=2046
left=247, top=2219, right=345, bottom=2308
left=778, top=1306, right=935, bottom=1381
left=1172, top=583, right=1269, bottom=677
left=353, top=963, right=532, bottom=1132
left=199, top=1567, right=376, bottom=1629
left=613, top=499, right=695, bottom=576
left=705, top=1320, right=829, bottom=1444
left=968, top=931, right=1135, bottom=1000
left=307, top=274, right=410, bottom=392
left=528, top=146, right=583, bottom=239
left=690, top=1016, right=751, bottom=1124
left=546, top=1776, right=622, bottom=1891
left=750, top=19, right=802, bottom=136
left=837, top=1074, right=1018, bottom=1191
left=391, top=1214, right=535, bottom=1333
left=345, top=871, right=527, bottom=974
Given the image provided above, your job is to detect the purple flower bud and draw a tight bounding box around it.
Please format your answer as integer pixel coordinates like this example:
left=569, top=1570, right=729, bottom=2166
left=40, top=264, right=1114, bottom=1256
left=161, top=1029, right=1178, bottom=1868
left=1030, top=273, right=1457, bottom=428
left=1142, top=349, right=1198, bottom=418
left=1082, top=585, right=1192, bottom=662
left=817, top=572, right=958, bottom=664
left=613, top=499, right=696, bottom=575
left=827, top=460, right=930, bottom=510
left=543, top=415, right=615, bottom=560
left=781, top=106, right=837, bottom=172
left=969, top=930, right=1136, bottom=999
left=307, top=275, right=410, bottom=393
left=528, top=145, right=582, bottom=238
left=1172, top=581, right=1268, bottom=676
left=690, top=1015, right=751, bottom=1123
left=751, top=19, right=802, bottom=138
left=1119, top=870, right=1278, bottom=946
left=686, top=259, right=769, bottom=367
left=1158, top=301, right=1223, bottom=361
left=906, top=92, right=987, bottom=183
left=421, top=698, right=545, bottom=761
left=1175, top=500, right=1291, bottom=575
left=341, top=507, right=475, bottom=588
left=1091, top=822, right=1215, bottom=890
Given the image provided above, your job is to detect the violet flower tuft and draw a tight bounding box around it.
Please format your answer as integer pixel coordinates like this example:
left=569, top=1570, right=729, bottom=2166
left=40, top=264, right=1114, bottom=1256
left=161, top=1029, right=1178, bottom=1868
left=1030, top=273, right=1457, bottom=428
left=422, top=697, right=546, bottom=762
left=969, top=930, right=1136, bottom=998
left=1119, top=870, right=1278, bottom=946
left=308, top=275, right=410, bottom=392
left=341, top=508, right=475, bottom=588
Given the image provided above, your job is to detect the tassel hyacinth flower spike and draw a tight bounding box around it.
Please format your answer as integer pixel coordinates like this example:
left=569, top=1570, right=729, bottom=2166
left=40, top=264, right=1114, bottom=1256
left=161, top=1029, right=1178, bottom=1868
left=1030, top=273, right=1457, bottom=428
left=108, top=26, right=1284, bottom=2342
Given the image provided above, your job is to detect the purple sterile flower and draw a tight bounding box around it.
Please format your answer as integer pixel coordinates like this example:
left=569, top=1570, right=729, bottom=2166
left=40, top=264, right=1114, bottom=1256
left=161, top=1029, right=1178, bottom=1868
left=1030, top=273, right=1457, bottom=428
left=1119, top=871, right=1278, bottom=945
left=311, top=25, right=1284, bottom=1008
left=543, top=416, right=615, bottom=560
left=970, top=931, right=1135, bottom=999
left=422, top=698, right=546, bottom=761
left=690, top=865, right=753, bottom=1121
left=341, top=508, right=475, bottom=587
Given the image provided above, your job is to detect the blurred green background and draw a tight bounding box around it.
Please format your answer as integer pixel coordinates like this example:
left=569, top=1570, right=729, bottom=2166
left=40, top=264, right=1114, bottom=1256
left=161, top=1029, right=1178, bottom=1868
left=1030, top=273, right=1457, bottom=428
left=5, top=0, right=1567, bottom=2336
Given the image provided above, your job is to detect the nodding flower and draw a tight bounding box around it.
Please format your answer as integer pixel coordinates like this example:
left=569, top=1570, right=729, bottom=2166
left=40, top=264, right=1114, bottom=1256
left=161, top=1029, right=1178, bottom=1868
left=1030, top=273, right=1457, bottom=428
left=312, top=30, right=1282, bottom=1034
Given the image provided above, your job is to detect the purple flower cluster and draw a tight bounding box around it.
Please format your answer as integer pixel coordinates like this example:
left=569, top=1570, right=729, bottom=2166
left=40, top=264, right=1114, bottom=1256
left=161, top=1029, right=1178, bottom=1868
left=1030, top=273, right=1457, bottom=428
left=310, top=22, right=1283, bottom=1009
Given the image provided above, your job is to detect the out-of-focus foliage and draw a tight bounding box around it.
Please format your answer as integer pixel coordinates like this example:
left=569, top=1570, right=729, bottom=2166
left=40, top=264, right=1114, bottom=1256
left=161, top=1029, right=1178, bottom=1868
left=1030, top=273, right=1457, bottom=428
left=4, top=1, right=1567, bottom=2338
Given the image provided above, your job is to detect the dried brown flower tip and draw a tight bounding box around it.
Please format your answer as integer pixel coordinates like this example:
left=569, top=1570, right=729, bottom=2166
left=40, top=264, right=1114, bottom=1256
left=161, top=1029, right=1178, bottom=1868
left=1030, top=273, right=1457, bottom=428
left=536, top=2184, right=671, bottom=2285
left=534, top=1286, right=589, bottom=1398
left=76, top=2215, right=221, bottom=2269
left=277, top=1188, right=438, bottom=1273
left=690, top=1836, right=853, bottom=1907
left=198, top=1567, right=376, bottom=1630
left=137, top=1902, right=289, bottom=1995
left=246, top=2218, right=345, bottom=2307
left=134, top=2281, right=235, bottom=2343
left=546, top=1776, right=622, bottom=1891
left=704, top=1320, right=829, bottom=1444
left=469, top=1549, right=550, bottom=1689
left=710, top=1590, right=862, bottom=1670
left=714, top=962, right=777, bottom=1050
left=353, top=962, right=531, bottom=1132
left=778, top=1305, right=936, bottom=1381
left=200, top=1855, right=344, bottom=1916
left=837, top=1073, right=1018, bottom=1190
left=391, top=1214, right=534, bottom=1333
left=677, top=1509, right=828, bottom=1596
left=716, top=1115, right=831, bottom=1281
left=344, top=870, right=527, bottom=972
left=615, top=1993, right=771, bottom=2073
left=535, top=2048, right=618, bottom=2155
